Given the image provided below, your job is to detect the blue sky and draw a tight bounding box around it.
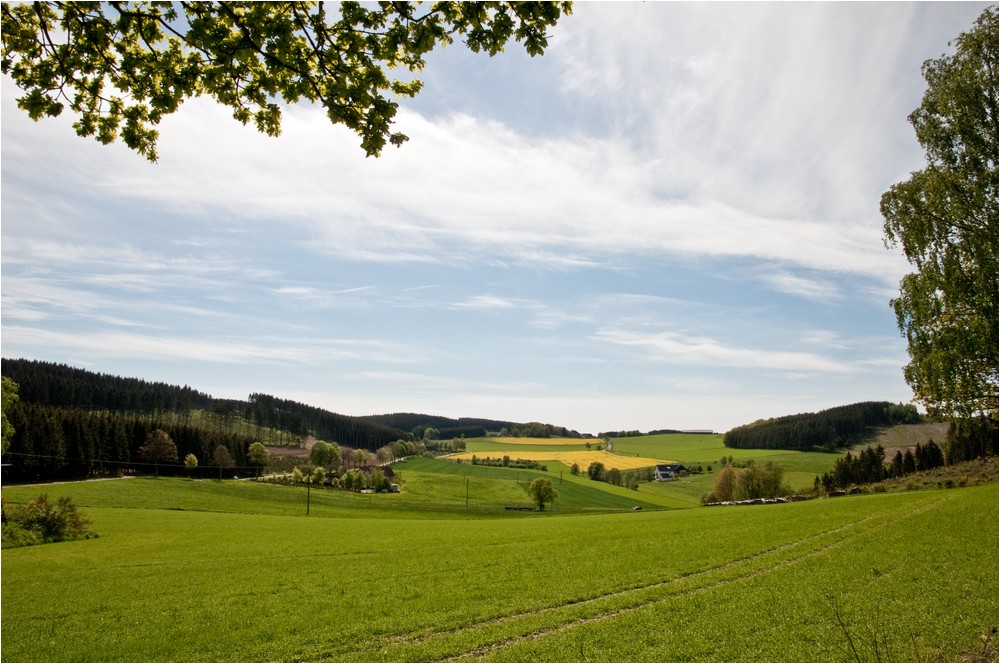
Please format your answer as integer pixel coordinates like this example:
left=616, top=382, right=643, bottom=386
left=1, top=2, right=992, bottom=434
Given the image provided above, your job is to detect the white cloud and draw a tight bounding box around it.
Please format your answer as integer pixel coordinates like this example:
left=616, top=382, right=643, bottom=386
left=1, top=325, right=427, bottom=367
left=757, top=270, right=841, bottom=301
left=450, top=295, right=525, bottom=311
left=2, top=75, right=910, bottom=287
left=591, top=327, right=852, bottom=374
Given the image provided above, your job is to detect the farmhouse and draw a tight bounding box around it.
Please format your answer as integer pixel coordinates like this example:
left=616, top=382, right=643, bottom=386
left=653, top=464, right=688, bottom=481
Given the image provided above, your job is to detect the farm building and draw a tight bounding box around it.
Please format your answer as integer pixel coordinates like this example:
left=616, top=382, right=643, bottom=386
left=653, top=464, right=688, bottom=481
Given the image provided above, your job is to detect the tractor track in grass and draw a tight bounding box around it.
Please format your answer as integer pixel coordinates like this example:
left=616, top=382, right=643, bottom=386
left=313, top=494, right=954, bottom=662
left=440, top=494, right=953, bottom=662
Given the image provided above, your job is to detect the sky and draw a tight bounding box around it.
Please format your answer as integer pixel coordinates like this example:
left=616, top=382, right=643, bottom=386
left=1, top=2, right=993, bottom=435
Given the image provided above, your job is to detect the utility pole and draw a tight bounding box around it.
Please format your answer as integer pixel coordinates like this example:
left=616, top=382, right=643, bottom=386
left=466, top=477, right=469, bottom=507
left=306, top=477, right=311, bottom=515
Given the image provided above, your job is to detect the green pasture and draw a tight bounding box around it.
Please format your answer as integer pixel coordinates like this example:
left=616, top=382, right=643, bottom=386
left=2, top=473, right=996, bottom=662
left=462, top=434, right=843, bottom=504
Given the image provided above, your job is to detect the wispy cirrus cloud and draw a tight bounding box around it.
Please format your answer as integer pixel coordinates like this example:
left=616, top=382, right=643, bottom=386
left=757, top=270, right=841, bottom=301
left=591, top=327, right=852, bottom=374
left=1, top=325, right=427, bottom=367
left=2, top=80, right=910, bottom=288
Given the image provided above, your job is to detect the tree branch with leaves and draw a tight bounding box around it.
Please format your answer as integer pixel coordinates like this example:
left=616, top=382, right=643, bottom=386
left=2, top=1, right=572, bottom=161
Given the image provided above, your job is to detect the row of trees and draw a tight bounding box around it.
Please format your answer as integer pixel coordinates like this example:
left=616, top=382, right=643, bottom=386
left=465, top=455, right=547, bottom=471
left=264, top=464, right=395, bottom=493
left=573, top=461, right=642, bottom=491
left=819, top=439, right=952, bottom=492
left=704, top=461, right=790, bottom=504
left=422, top=437, right=467, bottom=452
left=724, top=402, right=920, bottom=451
left=361, top=413, right=519, bottom=439
left=307, top=438, right=425, bottom=472
left=498, top=422, right=582, bottom=438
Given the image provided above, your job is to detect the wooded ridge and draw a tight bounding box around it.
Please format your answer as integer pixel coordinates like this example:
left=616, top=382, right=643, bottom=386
left=724, top=401, right=921, bottom=451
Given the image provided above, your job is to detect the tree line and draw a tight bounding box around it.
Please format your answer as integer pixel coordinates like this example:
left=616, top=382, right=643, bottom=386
left=2, top=358, right=226, bottom=413
left=703, top=461, right=790, bottom=504
left=818, top=442, right=945, bottom=492
left=2, top=402, right=259, bottom=482
left=361, top=412, right=520, bottom=438
left=724, top=402, right=920, bottom=451
left=246, top=393, right=406, bottom=449
left=817, top=421, right=998, bottom=493
left=1, top=359, right=411, bottom=457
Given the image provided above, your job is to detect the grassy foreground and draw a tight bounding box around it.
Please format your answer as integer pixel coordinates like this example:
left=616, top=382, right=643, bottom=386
left=2, top=474, right=997, bottom=662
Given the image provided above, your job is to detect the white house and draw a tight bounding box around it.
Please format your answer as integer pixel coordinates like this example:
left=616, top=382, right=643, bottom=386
left=653, top=464, right=688, bottom=481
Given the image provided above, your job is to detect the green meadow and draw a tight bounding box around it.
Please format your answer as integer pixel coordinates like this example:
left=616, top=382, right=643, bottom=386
left=464, top=433, right=845, bottom=504
left=2, top=447, right=997, bottom=662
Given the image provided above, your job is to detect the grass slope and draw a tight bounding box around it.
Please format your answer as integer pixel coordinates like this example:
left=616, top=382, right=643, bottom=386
left=1, top=476, right=996, bottom=662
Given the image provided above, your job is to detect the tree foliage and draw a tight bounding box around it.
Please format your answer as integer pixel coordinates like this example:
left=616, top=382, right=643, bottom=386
left=881, top=6, right=998, bottom=419
left=586, top=461, right=605, bottom=482
left=1, top=376, right=18, bottom=456
left=713, top=463, right=736, bottom=502
left=138, top=429, right=179, bottom=465
left=247, top=442, right=269, bottom=470
left=308, top=440, right=337, bottom=468
left=945, top=417, right=1000, bottom=464
left=211, top=444, right=236, bottom=469
left=1, top=1, right=571, bottom=161
left=527, top=477, right=558, bottom=511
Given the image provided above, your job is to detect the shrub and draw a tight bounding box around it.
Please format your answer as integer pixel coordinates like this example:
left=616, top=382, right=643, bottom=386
left=2, top=495, right=96, bottom=547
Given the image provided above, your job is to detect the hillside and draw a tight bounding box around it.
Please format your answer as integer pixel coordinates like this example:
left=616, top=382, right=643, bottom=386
left=1, top=358, right=408, bottom=443
left=0, top=359, right=589, bottom=483
left=360, top=412, right=521, bottom=439
left=1, top=358, right=413, bottom=483
left=724, top=401, right=922, bottom=451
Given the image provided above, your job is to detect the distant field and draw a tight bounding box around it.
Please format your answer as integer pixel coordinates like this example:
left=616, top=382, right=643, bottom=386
left=449, top=449, right=669, bottom=471
left=462, top=433, right=845, bottom=500
left=480, top=437, right=592, bottom=446
left=1, top=477, right=995, bottom=662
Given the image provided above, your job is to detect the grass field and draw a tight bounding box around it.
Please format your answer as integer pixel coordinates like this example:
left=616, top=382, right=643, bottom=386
left=2, top=466, right=997, bottom=662
left=459, top=433, right=847, bottom=502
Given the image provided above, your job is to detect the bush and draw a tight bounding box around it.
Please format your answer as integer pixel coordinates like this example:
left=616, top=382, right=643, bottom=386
left=2, top=495, right=96, bottom=547
left=2, top=521, right=42, bottom=548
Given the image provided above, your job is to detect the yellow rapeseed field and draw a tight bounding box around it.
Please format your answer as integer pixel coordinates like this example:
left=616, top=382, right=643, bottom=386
left=482, top=437, right=588, bottom=446
left=448, top=449, right=669, bottom=471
